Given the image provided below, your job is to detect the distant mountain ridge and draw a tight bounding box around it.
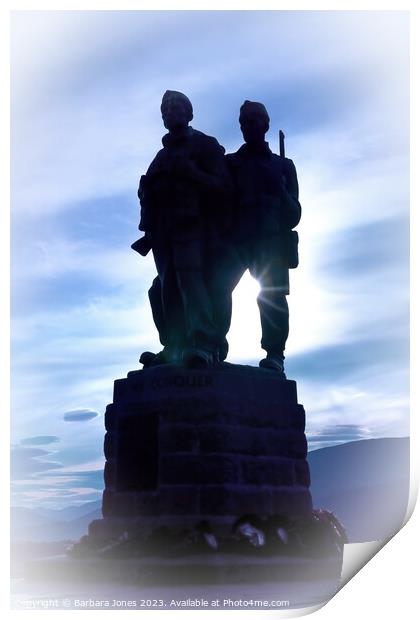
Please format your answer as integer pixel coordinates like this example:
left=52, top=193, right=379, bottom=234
left=11, top=503, right=103, bottom=542
left=308, top=436, right=410, bottom=542
left=11, top=437, right=410, bottom=543
left=30, top=501, right=103, bottom=523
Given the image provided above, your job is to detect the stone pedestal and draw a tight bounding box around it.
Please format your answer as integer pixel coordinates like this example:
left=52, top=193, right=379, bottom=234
left=97, top=363, right=312, bottom=535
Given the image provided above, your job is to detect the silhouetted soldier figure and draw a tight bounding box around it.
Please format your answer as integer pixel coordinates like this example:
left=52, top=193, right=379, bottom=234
left=138, top=90, right=230, bottom=367
left=212, top=100, right=301, bottom=375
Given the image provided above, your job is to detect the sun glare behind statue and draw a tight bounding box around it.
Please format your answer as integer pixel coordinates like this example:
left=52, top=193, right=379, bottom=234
left=227, top=272, right=262, bottom=362
left=228, top=265, right=345, bottom=364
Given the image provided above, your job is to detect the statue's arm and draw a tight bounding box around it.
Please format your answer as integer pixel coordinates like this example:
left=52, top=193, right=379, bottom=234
left=138, top=174, right=152, bottom=233
left=137, top=151, right=166, bottom=233
left=282, top=159, right=302, bottom=229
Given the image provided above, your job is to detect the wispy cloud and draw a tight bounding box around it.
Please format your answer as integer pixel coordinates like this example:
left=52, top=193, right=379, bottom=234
left=11, top=446, right=62, bottom=479
left=10, top=451, right=104, bottom=509
left=19, top=436, right=60, bottom=446
left=307, top=423, right=372, bottom=451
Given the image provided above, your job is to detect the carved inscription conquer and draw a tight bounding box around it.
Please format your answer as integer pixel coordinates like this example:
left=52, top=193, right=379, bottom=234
left=151, top=375, right=213, bottom=389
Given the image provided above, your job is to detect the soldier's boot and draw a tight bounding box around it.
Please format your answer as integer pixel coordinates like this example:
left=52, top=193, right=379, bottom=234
left=182, top=347, right=216, bottom=369
left=217, top=338, right=229, bottom=363
left=259, top=352, right=286, bottom=379
left=140, top=346, right=180, bottom=368
left=139, top=351, right=157, bottom=368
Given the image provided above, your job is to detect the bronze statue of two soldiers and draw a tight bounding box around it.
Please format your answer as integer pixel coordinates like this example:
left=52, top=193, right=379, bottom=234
left=134, top=90, right=301, bottom=378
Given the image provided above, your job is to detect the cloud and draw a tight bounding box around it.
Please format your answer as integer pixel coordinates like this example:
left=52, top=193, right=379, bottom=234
left=11, top=11, right=408, bottom=218
left=11, top=458, right=105, bottom=509
left=49, top=469, right=104, bottom=492
left=10, top=449, right=105, bottom=509
left=11, top=483, right=102, bottom=509
left=11, top=446, right=62, bottom=479
left=318, top=215, right=409, bottom=280
left=63, top=409, right=99, bottom=422
left=307, top=423, right=372, bottom=451
left=287, top=335, right=408, bottom=385
left=19, top=436, right=60, bottom=446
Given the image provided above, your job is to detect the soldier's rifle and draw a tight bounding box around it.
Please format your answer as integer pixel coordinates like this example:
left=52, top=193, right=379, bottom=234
left=278, top=129, right=299, bottom=269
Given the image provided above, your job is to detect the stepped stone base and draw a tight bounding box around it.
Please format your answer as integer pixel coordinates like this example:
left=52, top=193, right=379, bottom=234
left=97, top=362, right=312, bottom=534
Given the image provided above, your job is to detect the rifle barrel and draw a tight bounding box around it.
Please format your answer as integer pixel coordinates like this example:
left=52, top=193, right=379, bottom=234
left=279, top=130, right=285, bottom=159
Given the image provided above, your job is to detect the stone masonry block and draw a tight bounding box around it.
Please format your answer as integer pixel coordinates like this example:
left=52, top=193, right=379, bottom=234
left=103, top=459, right=116, bottom=489
left=104, top=404, right=117, bottom=431
left=240, top=456, right=296, bottom=485
left=159, top=454, right=240, bottom=485
left=271, top=488, right=313, bottom=516
left=158, top=485, right=200, bottom=515
left=200, top=484, right=272, bottom=515
left=294, top=459, right=311, bottom=487
left=158, top=400, right=293, bottom=429
left=198, top=424, right=266, bottom=454
left=112, top=378, right=127, bottom=403
left=264, top=430, right=308, bottom=459
left=102, top=489, right=159, bottom=518
left=118, top=411, right=158, bottom=434
left=159, top=424, right=200, bottom=453
left=102, top=489, right=115, bottom=518
left=290, top=404, right=306, bottom=432
left=103, top=431, right=115, bottom=460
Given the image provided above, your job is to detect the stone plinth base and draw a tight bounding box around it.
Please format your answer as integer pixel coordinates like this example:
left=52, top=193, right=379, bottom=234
left=100, top=362, right=312, bottom=531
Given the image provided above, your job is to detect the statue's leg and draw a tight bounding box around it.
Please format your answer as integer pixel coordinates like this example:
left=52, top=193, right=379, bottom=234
left=148, top=276, right=166, bottom=347
left=257, top=286, right=289, bottom=356
left=151, top=240, right=186, bottom=364
left=205, top=236, right=245, bottom=361
left=250, top=238, right=289, bottom=373
left=173, top=238, right=218, bottom=366
left=139, top=276, right=176, bottom=367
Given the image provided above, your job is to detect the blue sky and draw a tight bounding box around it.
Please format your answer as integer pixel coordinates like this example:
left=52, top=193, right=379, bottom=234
left=10, top=11, right=409, bottom=509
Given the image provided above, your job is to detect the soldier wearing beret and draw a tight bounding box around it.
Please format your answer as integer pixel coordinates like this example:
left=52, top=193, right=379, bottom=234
left=138, top=90, right=231, bottom=368
left=210, top=100, right=301, bottom=376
